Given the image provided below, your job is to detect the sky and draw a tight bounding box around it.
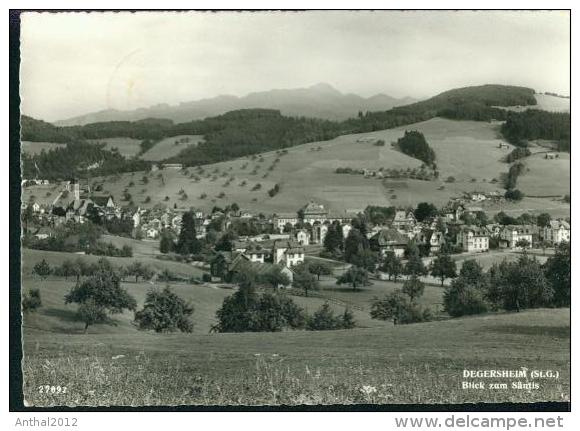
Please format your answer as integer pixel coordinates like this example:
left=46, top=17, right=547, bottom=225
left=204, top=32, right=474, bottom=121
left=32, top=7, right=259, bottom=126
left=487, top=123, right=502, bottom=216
left=20, top=10, right=570, bottom=122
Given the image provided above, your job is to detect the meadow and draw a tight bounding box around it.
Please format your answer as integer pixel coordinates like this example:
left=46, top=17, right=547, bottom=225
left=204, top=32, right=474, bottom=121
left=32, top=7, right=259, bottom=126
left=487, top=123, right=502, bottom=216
left=21, top=238, right=569, bottom=407
left=22, top=308, right=570, bottom=406
left=86, top=137, right=143, bottom=158
left=140, top=135, right=204, bottom=161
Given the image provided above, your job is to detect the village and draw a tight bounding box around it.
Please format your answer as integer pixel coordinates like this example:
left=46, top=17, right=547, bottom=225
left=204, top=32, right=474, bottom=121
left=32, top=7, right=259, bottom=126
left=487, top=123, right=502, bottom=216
left=22, top=172, right=571, bottom=289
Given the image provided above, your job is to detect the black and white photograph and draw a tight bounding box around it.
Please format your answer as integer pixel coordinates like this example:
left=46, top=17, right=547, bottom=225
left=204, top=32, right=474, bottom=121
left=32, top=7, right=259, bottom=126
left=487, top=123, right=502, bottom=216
left=11, top=9, right=571, bottom=411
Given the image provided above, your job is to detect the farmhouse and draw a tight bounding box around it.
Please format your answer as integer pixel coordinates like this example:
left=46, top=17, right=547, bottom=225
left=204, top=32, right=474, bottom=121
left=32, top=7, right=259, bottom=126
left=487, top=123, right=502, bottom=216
left=369, top=228, right=409, bottom=258
left=542, top=220, right=570, bottom=245
left=456, top=226, right=489, bottom=252
left=499, top=225, right=535, bottom=249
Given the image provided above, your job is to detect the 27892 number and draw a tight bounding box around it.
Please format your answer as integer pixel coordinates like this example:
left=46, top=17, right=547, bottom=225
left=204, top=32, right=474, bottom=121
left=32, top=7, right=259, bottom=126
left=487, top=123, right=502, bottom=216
left=38, top=385, right=68, bottom=394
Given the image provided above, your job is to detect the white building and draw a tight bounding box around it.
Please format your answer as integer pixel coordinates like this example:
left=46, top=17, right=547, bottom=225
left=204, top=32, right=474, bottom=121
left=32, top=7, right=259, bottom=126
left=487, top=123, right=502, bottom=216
left=456, top=226, right=489, bottom=252
left=542, top=220, right=570, bottom=245
left=499, top=225, right=534, bottom=249
left=295, top=229, right=310, bottom=246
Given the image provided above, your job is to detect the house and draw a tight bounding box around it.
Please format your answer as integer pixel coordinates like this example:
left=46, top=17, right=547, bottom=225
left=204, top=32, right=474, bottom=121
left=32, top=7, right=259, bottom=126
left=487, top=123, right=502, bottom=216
left=392, top=210, right=416, bottom=231
left=545, top=152, right=559, bottom=160
left=274, top=213, right=299, bottom=233
left=499, top=225, right=534, bottom=249
left=542, top=220, right=570, bottom=245
left=272, top=240, right=305, bottom=267
left=210, top=251, right=251, bottom=282
left=295, top=229, right=310, bottom=246
left=91, top=195, right=116, bottom=209
left=243, top=242, right=269, bottom=264
left=485, top=224, right=502, bottom=237
left=369, top=228, right=409, bottom=258
left=456, top=226, right=489, bottom=252
left=442, top=201, right=465, bottom=221
left=417, top=229, right=445, bottom=255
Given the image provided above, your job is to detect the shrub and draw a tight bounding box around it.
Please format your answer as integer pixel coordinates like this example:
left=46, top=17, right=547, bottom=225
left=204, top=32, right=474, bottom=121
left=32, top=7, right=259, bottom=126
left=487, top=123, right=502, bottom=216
left=443, top=277, right=489, bottom=317
left=370, top=291, right=432, bottom=325
left=306, top=303, right=356, bottom=330
left=202, top=273, right=212, bottom=283
left=22, top=289, right=42, bottom=312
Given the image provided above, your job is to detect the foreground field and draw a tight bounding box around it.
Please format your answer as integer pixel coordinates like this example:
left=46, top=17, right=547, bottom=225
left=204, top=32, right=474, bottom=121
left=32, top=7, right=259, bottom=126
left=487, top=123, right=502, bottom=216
left=22, top=308, right=570, bottom=406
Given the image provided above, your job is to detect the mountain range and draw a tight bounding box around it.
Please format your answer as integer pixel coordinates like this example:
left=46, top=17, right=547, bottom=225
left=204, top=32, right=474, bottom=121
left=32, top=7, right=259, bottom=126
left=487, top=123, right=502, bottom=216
left=54, top=83, right=418, bottom=126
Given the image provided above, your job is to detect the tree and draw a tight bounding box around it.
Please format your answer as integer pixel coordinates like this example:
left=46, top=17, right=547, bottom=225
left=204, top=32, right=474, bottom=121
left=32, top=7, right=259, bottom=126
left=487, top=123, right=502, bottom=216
left=544, top=241, right=570, bottom=307
left=458, top=260, right=485, bottom=285
left=370, top=290, right=432, bottom=325
left=504, top=189, right=524, bottom=201
left=379, top=251, right=403, bottom=282
left=404, top=244, right=427, bottom=277
left=488, top=254, right=553, bottom=312
left=32, top=259, right=51, bottom=280
left=430, top=253, right=457, bottom=286
left=64, top=271, right=137, bottom=332
left=537, top=213, right=552, bottom=228
left=401, top=275, right=425, bottom=302
left=306, top=303, right=355, bottom=330
left=134, top=286, right=194, bottom=333
left=214, top=270, right=306, bottom=332
left=22, top=289, right=42, bottom=313
left=215, top=232, right=236, bottom=252
left=292, top=266, right=319, bottom=297
left=307, top=261, right=333, bottom=280
left=336, top=266, right=370, bottom=291
left=59, top=259, right=76, bottom=280
left=125, top=261, right=154, bottom=283
left=515, top=238, right=531, bottom=251
left=415, top=202, right=438, bottom=222
left=344, top=228, right=367, bottom=264
left=323, top=222, right=344, bottom=255
left=159, top=230, right=175, bottom=254
left=443, top=277, right=489, bottom=317
left=259, top=265, right=291, bottom=289
left=176, top=211, right=201, bottom=255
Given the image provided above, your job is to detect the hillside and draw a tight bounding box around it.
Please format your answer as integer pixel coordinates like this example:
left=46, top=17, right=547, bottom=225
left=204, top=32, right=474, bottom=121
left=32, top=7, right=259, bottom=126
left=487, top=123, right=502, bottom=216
left=53, top=83, right=418, bottom=126
left=73, top=117, right=568, bottom=217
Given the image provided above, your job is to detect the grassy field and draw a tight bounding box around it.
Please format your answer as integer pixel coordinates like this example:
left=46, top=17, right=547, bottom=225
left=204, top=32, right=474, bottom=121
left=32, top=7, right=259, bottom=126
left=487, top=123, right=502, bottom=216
left=21, top=141, right=66, bottom=155
left=141, top=135, right=205, bottom=161
left=517, top=152, right=570, bottom=197
left=22, top=308, right=570, bottom=406
left=22, top=248, right=206, bottom=281
left=89, top=117, right=526, bottom=214
left=86, top=137, right=143, bottom=158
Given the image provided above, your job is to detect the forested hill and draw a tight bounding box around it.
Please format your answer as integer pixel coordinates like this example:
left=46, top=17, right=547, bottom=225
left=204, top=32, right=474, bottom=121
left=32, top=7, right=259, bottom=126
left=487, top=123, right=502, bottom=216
left=22, top=84, right=565, bottom=178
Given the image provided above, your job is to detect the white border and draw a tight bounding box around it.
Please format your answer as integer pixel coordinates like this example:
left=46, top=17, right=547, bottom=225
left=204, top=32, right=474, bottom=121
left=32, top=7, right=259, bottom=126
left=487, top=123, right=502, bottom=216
left=2, top=1, right=576, bottom=430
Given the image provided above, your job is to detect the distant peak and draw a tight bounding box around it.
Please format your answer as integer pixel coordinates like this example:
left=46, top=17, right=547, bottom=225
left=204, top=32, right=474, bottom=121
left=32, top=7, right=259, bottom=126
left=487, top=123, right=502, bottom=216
left=308, top=82, right=341, bottom=94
